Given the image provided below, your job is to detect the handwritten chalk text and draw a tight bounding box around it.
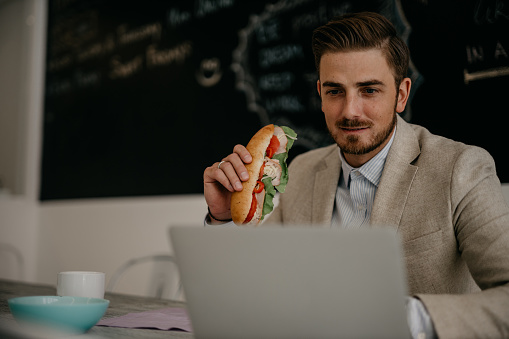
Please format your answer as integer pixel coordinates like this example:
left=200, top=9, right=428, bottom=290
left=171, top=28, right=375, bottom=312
left=109, top=55, right=143, bottom=79
left=117, top=23, right=161, bottom=45
left=258, top=44, right=304, bottom=69
left=146, top=41, right=193, bottom=68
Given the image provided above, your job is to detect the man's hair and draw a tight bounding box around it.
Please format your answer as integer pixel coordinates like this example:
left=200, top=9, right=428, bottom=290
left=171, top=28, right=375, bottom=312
left=312, top=12, right=409, bottom=86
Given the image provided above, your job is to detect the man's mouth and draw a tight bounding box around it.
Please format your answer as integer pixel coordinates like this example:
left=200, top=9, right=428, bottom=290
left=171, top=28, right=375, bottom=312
left=340, top=126, right=369, bottom=132
left=336, top=119, right=372, bottom=131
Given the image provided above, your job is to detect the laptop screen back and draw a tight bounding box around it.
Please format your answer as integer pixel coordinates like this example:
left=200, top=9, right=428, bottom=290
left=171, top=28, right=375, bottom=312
left=170, top=226, right=410, bottom=339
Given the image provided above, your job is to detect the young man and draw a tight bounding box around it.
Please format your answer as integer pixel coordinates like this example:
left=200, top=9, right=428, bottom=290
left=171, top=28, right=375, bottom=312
left=203, top=12, right=509, bottom=338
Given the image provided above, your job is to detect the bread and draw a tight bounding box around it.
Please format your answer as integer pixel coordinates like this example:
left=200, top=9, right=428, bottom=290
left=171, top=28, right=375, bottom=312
left=230, top=124, right=274, bottom=224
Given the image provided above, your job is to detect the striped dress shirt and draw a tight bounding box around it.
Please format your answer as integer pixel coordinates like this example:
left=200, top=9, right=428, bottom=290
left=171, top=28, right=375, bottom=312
left=331, top=130, right=395, bottom=229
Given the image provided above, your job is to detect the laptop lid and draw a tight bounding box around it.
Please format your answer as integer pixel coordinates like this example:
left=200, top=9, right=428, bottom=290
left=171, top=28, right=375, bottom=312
left=170, top=225, right=410, bottom=339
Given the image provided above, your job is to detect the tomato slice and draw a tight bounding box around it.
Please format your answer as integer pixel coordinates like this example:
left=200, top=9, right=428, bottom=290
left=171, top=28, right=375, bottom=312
left=244, top=194, right=257, bottom=224
left=259, top=162, right=266, bottom=179
left=253, top=180, right=264, bottom=193
left=265, top=135, right=280, bottom=158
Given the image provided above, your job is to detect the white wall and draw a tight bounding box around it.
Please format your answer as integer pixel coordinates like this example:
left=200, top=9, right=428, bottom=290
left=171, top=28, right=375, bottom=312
left=0, top=197, right=39, bottom=282
left=0, top=0, right=44, bottom=283
left=37, top=195, right=207, bottom=295
left=0, top=0, right=27, bottom=195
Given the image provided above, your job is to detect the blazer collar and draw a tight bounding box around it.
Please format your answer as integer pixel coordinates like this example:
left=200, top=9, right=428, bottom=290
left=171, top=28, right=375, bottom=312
left=370, top=115, right=420, bottom=231
left=312, top=145, right=341, bottom=226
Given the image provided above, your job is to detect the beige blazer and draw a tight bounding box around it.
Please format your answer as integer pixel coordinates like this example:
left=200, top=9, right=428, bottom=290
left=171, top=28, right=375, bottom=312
left=267, top=116, right=509, bottom=338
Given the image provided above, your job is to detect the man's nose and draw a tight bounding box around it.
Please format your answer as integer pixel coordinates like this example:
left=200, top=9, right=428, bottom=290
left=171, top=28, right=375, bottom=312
left=342, top=93, right=362, bottom=119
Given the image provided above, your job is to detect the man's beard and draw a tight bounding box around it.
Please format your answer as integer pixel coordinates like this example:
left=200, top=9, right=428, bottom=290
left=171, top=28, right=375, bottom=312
left=329, top=112, right=397, bottom=155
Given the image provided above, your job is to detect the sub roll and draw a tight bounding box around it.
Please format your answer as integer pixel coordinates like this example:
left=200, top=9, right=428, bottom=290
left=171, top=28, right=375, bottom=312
left=231, top=124, right=297, bottom=225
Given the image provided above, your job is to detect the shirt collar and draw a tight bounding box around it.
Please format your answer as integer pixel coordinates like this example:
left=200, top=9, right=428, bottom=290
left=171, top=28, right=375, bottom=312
left=338, top=126, right=396, bottom=188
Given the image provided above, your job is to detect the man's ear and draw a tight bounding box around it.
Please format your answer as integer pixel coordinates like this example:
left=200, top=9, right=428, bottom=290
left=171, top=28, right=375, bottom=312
left=316, top=80, right=321, bottom=97
left=396, top=77, right=412, bottom=113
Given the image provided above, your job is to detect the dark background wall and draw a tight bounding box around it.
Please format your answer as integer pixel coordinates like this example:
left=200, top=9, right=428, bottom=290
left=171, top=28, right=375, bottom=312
left=40, top=0, right=509, bottom=200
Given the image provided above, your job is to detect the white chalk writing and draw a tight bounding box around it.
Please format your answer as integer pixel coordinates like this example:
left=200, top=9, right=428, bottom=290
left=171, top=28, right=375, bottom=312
left=196, top=58, right=222, bottom=87
left=265, top=95, right=305, bottom=113
left=291, top=9, right=325, bottom=32
left=466, top=40, right=508, bottom=64
left=464, top=66, right=509, bottom=84
left=495, top=41, right=508, bottom=59
left=474, top=0, right=509, bottom=25
left=48, top=54, right=72, bottom=72
left=77, top=42, right=103, bottom=62
left=258, top=44, right=304, bottom=68
left=466, top=45, right=485, bottom=64
left=76, top=35, right=115, bottom=63
left=47, top=78, right=72, bottom=96
left=195, top=0, right=235, bottom=18
left=258, top=72, right=294, bottom=91
left=256, top=19, right=281, bottom=44
left=117, top=23, right=161, bottom=45
left=167, top=8, right=192, bottom=27
left=146, top=42, right=193, bottom=68
left=109, top=55, right=143, bottom=79
left=74, top=69, right=101, bottom=88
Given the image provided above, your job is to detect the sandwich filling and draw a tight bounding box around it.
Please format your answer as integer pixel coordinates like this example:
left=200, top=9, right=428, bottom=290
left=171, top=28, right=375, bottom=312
left=245, top=125, right=297, bottom=224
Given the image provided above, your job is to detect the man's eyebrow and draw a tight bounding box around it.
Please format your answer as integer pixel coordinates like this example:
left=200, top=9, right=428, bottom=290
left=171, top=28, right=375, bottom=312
left=321, top=80, right=386, bottom=87
left=321, top=81, right=344, bottom=87
left=357, top=79, right=385, bottom=87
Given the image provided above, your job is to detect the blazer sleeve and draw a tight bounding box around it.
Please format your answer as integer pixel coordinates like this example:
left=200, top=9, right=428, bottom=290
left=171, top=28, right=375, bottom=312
left=417, top=146, right=509, bottom=338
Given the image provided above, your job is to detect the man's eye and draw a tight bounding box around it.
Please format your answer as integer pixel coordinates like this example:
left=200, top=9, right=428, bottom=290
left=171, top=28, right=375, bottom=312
left=326, top=89, right=341, bottom=95
left=364, top=88, right=378, bottom=94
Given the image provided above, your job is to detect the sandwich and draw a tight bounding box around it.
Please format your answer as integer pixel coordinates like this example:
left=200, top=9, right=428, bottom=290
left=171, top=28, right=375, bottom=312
left=231, top=124, right=297, bottom=225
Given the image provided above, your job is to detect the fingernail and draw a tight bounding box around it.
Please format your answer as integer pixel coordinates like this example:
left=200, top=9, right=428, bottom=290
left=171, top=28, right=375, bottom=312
left=244, top=154, right=252, bottom=162
left=235, top=182, right=243, bottom=190
left=240, top=172, right=249, bottom=181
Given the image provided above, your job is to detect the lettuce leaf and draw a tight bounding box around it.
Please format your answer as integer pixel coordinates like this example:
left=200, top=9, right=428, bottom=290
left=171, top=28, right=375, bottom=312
left=260, top=176, right=276, bottom=221
left=271, top=153, right=288, bottom=193
left=271, top=125, right=297, bottom=194
left=281, top=125, right=297, bottom=151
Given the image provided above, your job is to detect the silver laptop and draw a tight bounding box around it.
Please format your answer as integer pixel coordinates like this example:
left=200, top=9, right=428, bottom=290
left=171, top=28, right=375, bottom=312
left=169, top=225, right=410, bottom=339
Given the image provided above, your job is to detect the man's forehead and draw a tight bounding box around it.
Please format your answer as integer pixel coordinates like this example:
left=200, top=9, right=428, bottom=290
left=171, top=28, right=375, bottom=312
left=319, top=50, right=393, bottom=83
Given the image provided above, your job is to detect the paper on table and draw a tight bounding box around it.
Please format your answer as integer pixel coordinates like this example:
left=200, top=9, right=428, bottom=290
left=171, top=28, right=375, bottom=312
left=96, top=307, right=192, bottom=332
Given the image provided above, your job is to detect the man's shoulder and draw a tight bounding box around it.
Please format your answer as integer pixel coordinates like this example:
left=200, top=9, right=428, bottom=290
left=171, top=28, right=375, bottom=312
left=404, top=120, right=495, bottom=168
left=399, top=118, right=476, bottom=154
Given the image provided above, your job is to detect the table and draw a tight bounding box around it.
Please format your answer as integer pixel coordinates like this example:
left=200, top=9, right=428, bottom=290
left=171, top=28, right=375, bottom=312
left=0, top=279, right=194, bottom=338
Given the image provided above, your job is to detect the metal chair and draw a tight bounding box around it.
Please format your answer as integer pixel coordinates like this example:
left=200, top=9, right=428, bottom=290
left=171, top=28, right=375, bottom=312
left=106, top=254, right=183, bottom=301
left=0, top=243, right=24, bottom=280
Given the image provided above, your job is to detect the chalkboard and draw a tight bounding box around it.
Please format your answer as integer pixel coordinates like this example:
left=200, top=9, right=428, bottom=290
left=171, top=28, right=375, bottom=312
left=40, top=0, right=509, bottom=200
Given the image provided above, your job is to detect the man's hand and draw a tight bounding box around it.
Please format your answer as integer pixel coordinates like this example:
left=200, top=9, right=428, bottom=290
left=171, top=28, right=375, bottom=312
left=203, top=145, right=252, bottom=223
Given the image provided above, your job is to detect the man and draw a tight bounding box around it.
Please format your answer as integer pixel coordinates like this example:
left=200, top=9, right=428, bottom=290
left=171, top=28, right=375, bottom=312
left=203, top=12, right=509, bottom=338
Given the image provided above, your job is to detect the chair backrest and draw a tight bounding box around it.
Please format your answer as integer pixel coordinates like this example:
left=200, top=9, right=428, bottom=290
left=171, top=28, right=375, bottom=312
left=106, top=254, right=183, bottom=301
left=0, top=243, right=24, bottom=280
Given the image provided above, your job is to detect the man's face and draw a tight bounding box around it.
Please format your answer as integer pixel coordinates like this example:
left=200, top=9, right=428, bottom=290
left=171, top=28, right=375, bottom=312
left=317, top=49, right=410, bottom=167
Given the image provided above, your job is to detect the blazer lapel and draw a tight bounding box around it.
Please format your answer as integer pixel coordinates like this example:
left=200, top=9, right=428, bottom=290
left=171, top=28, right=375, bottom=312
left=312, top=147, right=341, bottom=226
left=371, top=116, right=420, bottom=231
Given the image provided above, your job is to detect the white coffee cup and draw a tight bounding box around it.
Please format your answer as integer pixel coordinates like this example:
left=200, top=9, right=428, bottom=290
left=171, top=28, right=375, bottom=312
left=57, top=271, right=105, bottom=299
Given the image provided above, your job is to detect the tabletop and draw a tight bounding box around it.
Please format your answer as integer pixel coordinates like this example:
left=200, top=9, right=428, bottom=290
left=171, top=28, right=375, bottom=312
left=0, top=279, right=194, bottom=338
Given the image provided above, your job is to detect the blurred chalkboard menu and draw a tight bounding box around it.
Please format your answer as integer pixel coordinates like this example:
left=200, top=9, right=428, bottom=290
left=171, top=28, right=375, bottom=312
left=41, top=0, right=509, bottom=200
